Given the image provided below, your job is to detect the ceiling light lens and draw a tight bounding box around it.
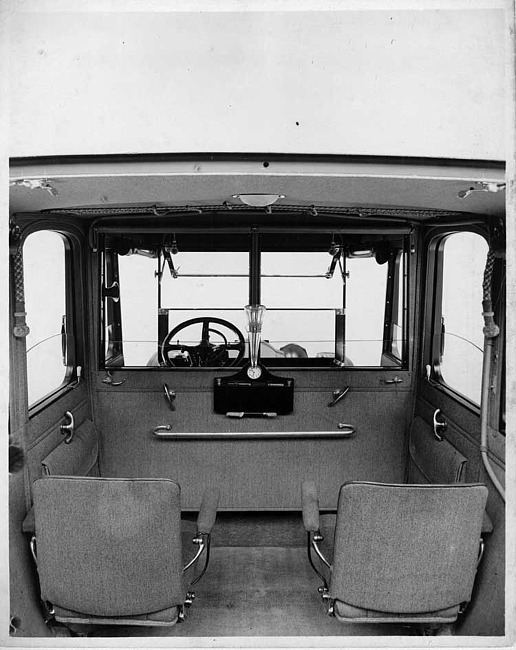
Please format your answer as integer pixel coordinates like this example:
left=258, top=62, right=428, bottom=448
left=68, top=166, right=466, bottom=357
left=233, top=194, right=285, bottom=207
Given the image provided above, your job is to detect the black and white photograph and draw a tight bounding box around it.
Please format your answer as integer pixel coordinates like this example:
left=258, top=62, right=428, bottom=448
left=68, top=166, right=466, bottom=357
left=2, top=0, right=514, bottom=648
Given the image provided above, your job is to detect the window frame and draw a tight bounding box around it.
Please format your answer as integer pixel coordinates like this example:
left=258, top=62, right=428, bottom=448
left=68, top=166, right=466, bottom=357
left=101, top=243, right=124, bottom=367
left=381, top=248, right=408, bottom=366
left=22, top=226, right=81, bottom=414
left=423, top=226, right=489, bottom=411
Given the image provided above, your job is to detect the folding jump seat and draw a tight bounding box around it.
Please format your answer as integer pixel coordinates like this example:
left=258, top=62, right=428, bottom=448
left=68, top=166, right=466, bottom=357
left=22, top=420, right=218, bottom=633
left=301, top=480, right=489, bottom=633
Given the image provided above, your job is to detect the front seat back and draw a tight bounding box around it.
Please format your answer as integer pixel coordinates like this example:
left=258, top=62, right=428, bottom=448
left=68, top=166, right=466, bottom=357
left=33, top=476, right=185, bottom=626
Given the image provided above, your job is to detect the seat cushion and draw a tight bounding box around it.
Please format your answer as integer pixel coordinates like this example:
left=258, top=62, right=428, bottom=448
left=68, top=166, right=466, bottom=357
left=54, top=604, right=180, bottom=627
left=333, top=600, right=460, bottom=624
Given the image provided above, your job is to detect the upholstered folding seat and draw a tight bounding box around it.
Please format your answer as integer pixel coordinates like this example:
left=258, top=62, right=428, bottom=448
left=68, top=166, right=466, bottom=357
left=25, top=476, right=218, bottom=632
left=301, top=481, right=489, bottom=631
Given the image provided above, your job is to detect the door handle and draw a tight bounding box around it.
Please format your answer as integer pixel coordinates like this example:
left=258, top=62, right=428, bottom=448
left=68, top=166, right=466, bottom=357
left=60, top=411, right=74, bottom=444
left=433, top=409, right=448, bottom=441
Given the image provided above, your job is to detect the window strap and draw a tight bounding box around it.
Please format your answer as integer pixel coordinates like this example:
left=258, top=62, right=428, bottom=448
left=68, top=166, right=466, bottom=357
left=482, top=249, right=499, bottom=340
left=9, top=221, right=30, bottom=339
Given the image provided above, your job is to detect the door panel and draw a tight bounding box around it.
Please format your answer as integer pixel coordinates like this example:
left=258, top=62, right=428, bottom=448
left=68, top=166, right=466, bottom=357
left=412, top=226, right=505, bottom=636
left=26, top=391, right=92, bottom=480
left=9, top=386, right=92, bottom=637
left=411, top=386, right=484, bottom=483
left=9, top=220, right=90, bottom=637
left=407, top=415, right=467, bottom=484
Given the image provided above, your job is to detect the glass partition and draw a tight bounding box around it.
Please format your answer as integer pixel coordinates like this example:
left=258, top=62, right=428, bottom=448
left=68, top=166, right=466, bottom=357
left=102, top=230, right=407, bottom=369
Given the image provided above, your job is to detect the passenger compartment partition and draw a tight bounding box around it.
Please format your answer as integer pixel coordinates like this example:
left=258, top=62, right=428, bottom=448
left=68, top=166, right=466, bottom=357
left=407, top=416, right=467, bottom=484
left=95, top=371, right=412, bottom=510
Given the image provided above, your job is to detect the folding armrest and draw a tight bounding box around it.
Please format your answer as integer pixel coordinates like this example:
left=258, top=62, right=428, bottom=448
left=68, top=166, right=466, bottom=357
left=183, top=488, right=220, bottom=587
left=482, top=510, right=494, bottom=534
left=196, top=487, right=220, bottom=534
left=301, top=481, right=320, bottom=532
left=22, top=506, right=35, bottom=534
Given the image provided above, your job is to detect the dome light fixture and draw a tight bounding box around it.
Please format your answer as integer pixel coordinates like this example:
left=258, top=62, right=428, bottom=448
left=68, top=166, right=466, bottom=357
left=232, top=194, right=285, bottom=207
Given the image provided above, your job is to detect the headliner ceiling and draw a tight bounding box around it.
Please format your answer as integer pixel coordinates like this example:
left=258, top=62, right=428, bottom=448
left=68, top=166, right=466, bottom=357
left=9, top=157, right=506, bottom=218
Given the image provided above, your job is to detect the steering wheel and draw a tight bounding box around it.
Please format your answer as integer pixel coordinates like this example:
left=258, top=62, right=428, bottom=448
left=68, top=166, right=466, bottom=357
left=161, top=317, right=246, bottom=367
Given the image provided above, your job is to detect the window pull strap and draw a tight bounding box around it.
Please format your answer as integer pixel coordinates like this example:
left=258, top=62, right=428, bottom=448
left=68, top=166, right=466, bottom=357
left=10, top=221, right=30, bottom=339
left=482, top=249, right=500, bottom=340
left=8, top=220, right=32, bottom=519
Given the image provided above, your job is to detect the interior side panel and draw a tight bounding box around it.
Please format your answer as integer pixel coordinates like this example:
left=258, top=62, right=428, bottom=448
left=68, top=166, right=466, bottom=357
left=456, top=477, right=505, bottom=636
left=9, top=472, right=50, bottom=638
left=25, top=391, right=91, bottom=481
left=9, top=217, right=91, bottom=638
left=9, top=388, right=92, bottom=639
left=95, top=371, right=411, bottom=509
left=413, top=390, right=483, bottom=482
left=412, top=384, right=505, bottom=636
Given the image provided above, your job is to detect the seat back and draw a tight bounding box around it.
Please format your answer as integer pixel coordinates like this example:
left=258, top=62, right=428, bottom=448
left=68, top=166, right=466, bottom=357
left=330, top=482, right=487, bottom=614
left=33, top=476, right=185, bottom=619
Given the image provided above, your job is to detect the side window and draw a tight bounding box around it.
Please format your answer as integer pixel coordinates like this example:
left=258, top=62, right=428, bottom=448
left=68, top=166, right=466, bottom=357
left=433, top=231, right=488, bottom=405
left=24, top=231, right=73, bottom=406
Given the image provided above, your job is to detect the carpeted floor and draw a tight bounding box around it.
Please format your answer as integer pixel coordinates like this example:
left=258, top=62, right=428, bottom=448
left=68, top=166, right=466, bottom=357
left=98, top=546, right=407, bottom=638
